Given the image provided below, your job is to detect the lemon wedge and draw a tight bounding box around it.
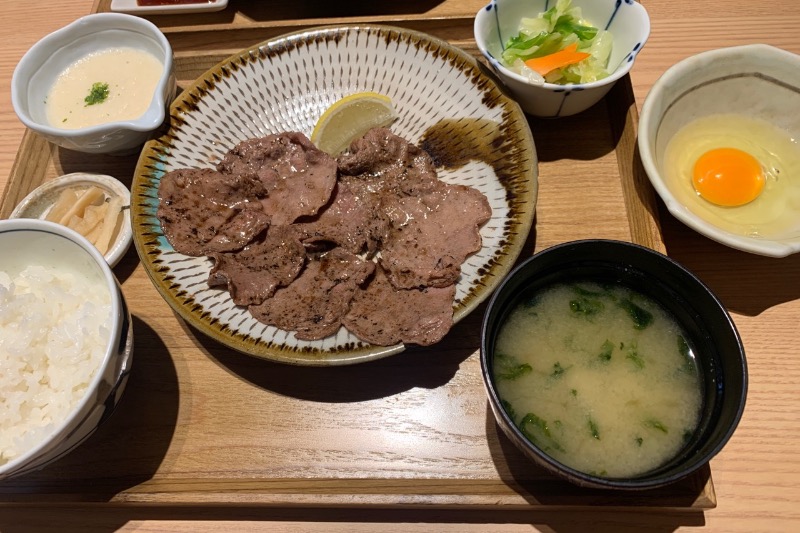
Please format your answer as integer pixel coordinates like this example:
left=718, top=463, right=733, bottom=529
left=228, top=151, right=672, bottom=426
left=311, top=92, right=397, bottom=156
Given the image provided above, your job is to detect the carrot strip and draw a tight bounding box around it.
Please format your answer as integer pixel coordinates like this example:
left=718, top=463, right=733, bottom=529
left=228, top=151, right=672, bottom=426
left=524, top=42, right=591, bottom=76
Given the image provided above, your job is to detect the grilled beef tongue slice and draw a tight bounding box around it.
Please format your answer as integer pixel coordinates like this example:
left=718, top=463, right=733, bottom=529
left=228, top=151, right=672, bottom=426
left=342, top=265, right=456, bottom=347
left=337, top=127, right=491, bottom=289
left=379, top=181, right=491, bottom=289
left=207, top=225, right=306, bottom=306
left=248, top=248, right=375, bottom=341
left=295, top=180, right=380, bottom=255
left=217, top=132, right=337, bottom=226
left=157, top=167, right=269, bottom=256
left=337, top=127, right=439, bottom=191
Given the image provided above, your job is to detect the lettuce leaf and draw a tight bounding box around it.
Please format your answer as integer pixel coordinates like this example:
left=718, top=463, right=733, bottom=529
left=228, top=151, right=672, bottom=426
left=500, top=0, right=612, bottom=84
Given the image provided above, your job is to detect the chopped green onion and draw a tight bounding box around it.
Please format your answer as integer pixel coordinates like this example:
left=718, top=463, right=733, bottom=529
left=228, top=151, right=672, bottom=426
left=551, top=361, right=567, bottom=378
left=84, top=82, right=109, bottom=106
left=588, top=417, right=600, bottom=440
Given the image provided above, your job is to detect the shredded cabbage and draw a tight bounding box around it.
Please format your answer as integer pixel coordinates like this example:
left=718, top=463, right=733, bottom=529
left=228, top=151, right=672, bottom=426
left=501, top=0, right=613, bottom=84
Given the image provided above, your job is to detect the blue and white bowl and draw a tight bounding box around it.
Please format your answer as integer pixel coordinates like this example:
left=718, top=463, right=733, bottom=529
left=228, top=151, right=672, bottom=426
left=474, top=0, right=650, bottom=117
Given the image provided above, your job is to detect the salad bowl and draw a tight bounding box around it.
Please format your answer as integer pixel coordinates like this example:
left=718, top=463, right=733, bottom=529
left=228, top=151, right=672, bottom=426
left=474, top=0, right=650, bottom=117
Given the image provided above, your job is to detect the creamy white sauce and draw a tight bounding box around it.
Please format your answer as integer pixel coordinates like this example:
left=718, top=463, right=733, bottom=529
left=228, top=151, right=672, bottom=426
left=45, top=46, right=163, bottom=129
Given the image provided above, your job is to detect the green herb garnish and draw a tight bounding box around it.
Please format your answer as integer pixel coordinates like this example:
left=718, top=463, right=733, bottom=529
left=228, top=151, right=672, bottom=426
left=551, top=361, right=567, bottom=378
left=626, top=344, right=645, bottom=370
left=570, top=296, right=603, bottom=317
left=571, top=285, right=606, bottom=298
left=588, top=417, right=600, bottom=440
left=494, top=353, right=532, bottom=381
left=598, top=339, right=614, bottom=362
left=501, top=399, right=518, bottom=422
left=84, top=82, right=109, bottom=106
left=520, top=413, right=551, bottom=441
left=619, top=298, right=653, bottom=329
left=644, top=419, right=669, bottom=434
left=519, top=413, right=564, bottom=452
left=635, top=436, right=644, bottom=447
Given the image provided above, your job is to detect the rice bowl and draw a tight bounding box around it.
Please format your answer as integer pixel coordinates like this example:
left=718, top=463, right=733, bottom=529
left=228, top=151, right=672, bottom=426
left=0, top=218, right=132, bottom=480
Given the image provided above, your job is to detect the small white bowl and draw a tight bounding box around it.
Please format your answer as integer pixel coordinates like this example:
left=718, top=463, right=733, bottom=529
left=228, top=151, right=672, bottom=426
left=11, top=13, right=176, bottom=155
left=9, top=173, right=133, bottom=267
left=0, top=218, right=133, bottom=480
left=638, top=44, right=800, bottom=257
left=474, top=0, right=650, bottom=117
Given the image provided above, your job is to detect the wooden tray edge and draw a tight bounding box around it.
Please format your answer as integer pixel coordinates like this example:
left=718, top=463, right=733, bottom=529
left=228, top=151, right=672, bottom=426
left=0, top=475, right=716, bottom=509
left=606, top=75, right=666, bottom=255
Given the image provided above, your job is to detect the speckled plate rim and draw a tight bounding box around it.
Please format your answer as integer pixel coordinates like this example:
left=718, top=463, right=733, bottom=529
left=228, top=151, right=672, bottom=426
left=131, top=24, right=538, bottom=366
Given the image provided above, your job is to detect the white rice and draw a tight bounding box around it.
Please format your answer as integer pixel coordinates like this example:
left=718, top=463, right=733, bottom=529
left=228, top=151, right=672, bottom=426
left=0, top=264, right=111, bottom=466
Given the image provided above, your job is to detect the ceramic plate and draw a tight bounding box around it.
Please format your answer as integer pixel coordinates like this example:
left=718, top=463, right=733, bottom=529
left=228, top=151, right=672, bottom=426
left=10, top=173, right=133, bottom=268
left=110, top=0, right=228, bottom=15
left=131, top=25, right=538, bottom=366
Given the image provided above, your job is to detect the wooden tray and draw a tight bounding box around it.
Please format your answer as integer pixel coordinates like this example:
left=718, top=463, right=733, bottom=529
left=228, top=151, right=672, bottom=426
left=0, top=1, right=714, bottom=511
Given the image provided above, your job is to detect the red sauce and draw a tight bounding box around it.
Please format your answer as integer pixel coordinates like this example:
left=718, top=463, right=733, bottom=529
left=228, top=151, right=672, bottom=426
left=137, top=1, right=213, bottom=6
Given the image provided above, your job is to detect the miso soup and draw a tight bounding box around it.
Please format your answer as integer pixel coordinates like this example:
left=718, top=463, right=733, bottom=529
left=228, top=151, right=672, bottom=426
left=493, top=281, right=703, bottom=478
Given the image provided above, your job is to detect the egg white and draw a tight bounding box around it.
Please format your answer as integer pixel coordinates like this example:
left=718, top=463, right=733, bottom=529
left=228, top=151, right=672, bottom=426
left=663, top=114, right=800, bottom=239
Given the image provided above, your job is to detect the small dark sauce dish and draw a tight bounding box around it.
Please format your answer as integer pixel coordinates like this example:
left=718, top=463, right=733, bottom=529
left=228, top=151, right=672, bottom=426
left=480, top=240, right=747, bottom=490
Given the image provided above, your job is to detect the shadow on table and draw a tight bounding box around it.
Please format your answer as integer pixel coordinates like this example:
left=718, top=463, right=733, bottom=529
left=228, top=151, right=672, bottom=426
left=659, top=207, right=800, bottom=316
left=201, top=304, right=481, bottom=402
left=125, top=0, right=452, bottom=31
left=529, top=100, right=619, bottom=164
left=0, top=223, right=707, bottom=532
left=0, top=497, right=705, bottom=533
left=232, top=0, right=450, bottom=20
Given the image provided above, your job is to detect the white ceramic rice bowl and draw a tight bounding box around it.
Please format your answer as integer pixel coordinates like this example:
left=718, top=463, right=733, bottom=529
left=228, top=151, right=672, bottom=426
left=0, top=219, right=133, bottom=480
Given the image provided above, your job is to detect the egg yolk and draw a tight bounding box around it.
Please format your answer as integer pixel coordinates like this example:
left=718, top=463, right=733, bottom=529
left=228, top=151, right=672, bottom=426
left=692, top=147, right=765, bottom=206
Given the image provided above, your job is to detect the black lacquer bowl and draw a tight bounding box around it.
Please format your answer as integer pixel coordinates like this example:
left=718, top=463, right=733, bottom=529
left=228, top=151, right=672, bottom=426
left=480, top=239, right=747, bottom=490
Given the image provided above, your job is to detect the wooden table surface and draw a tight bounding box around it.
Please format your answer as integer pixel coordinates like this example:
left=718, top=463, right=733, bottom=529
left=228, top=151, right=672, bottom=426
left=1, top=1, right=799, bottom=531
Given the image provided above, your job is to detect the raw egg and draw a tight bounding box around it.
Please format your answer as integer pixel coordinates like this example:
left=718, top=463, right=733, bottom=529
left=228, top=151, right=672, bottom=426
left=663, top=113, right=800, bottom=238
left=692, top=147, right=765, bottom=206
